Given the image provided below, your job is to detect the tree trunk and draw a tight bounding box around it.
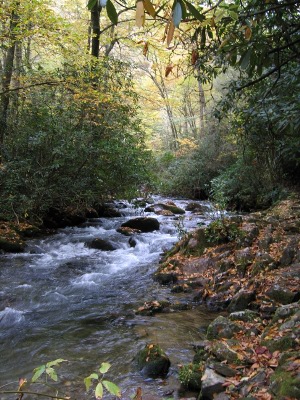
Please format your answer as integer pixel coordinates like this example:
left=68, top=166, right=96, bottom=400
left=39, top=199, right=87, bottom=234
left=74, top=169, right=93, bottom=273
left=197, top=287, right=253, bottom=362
left=197, top=67, right=206, bottom=136
left=91, top=4, right=101, bottom=58
left=0, top=6, right=19, bottom=156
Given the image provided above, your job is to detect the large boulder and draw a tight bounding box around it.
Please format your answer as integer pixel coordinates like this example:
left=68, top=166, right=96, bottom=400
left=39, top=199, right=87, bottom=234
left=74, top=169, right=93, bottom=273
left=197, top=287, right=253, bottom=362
left=86, top=238, right=117, bottom=251
left=121, top=217, right=159, bottom=232
left=136, top=344, right=170, bottom=378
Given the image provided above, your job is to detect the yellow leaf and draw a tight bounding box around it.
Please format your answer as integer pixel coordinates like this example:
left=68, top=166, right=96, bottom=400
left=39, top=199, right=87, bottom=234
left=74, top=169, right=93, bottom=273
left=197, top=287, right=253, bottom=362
left=143, top=0, right=156, bottom=18
left=136, top=1, right=145, bottom=27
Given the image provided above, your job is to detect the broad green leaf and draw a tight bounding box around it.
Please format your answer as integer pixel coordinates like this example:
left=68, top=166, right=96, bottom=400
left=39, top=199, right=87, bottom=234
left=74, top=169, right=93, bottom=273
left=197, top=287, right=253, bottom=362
left=46, top=359, right=67, bottom=368
left=143, top=0, right=156, bottom=18
left=106, top=0, right=118, bottom=25
left=184, top=1, right=204, bottom=22
left=240, top=49, right=252, bottom=70
left=103, top=380, right=121, bottom=397
left=87, top=0, right=97, bottom=10
left=99, top=362, right=111, bottom=374
left=32, top=365, right=46, bottom=382
left=173, top=2, right=182, bottom=28
left=95, top=382, right=104, bottom=399
left=229, top=10, right=238, bottom=20
left=84, top=373, right=99, bottom=391
left=46, top=367, right=58, bottom=382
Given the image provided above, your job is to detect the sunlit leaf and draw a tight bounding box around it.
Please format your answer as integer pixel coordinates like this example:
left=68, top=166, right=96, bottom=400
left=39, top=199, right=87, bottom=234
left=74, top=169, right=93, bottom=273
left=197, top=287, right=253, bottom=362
left=136, top=1, right=145, bottom=27
left=46, top=367, right=58, bottom=382
left=46, top=359, right=67, bottom=368
left=103, top=380, right=121, bottom=397
left=173, top=2, right=182, bottom=28
left=95, top=382, right=104, bottom=399
left=143, top=0, right=156, bottom=18
left=84, top=373, right=99, bottom=391
left=106, top=0, right=118, bottom=25
left=99, top=362, right=111, bottom=374
left=229, top=10, right=238, bottom=20
left=32, top=365, right=46, bottom=382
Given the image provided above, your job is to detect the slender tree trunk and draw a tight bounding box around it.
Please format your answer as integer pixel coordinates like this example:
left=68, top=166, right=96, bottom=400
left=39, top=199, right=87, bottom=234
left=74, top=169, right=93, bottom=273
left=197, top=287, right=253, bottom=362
left=149, top=70, right=179, bottom=150
left=91, top=4, right=101, bottom=58
left=197, top=67, right=206, bottom=136
left=0, top=5, right=19, bottom=157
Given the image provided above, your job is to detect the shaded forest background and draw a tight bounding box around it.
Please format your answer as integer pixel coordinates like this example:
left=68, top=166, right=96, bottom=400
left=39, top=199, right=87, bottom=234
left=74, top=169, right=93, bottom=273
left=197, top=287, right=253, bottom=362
left=0, top=0, right=299, bottom=224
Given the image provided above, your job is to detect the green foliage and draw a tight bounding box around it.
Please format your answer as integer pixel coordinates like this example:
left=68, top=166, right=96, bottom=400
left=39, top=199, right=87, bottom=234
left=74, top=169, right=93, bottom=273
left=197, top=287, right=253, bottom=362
left=178, top=363, right=203, bottom=390
left=205, top=219, right=244, bottom=245
left=154, top=116, right=236, bottom=198
left=32, top=359, right=67, bottom=383
left=0, top=59, right=150, bottom=222
left=84, top=362, right=121, bottom=399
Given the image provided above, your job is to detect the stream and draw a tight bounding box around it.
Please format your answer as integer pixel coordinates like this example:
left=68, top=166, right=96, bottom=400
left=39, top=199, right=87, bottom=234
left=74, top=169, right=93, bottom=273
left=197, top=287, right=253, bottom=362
left=0, top=197, right=218, bottom=399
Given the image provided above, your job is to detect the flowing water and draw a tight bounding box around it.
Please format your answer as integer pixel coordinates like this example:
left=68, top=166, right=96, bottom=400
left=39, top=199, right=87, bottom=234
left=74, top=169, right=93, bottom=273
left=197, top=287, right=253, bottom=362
left=0, top=197, right=217, bottom=399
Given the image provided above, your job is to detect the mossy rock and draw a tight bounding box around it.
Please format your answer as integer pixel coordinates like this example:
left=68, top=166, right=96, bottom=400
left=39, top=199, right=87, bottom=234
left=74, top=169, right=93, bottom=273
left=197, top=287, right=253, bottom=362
left=206, top=316, right=240, bottom=340
left=210, top=341, right=239, bottom=363
left=229, top=310, right=260, bottom=323
left=262, top=335, right=297, bottom=352
left=270, top=370, right=300, bottom=399
left=136, top=344, right=170, bottom=378
left=179, top=363, right=203, bottom=391
left=266, top=285, right=297, bottom=305
left=157, top=203, right=185, bottom=215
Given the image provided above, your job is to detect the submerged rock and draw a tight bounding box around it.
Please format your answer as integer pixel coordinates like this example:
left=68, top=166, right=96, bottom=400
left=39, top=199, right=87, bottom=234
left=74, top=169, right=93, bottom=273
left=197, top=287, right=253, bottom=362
left=136, top=344, right=170, bottom=378
left=86, top=238, right=117, bottom=251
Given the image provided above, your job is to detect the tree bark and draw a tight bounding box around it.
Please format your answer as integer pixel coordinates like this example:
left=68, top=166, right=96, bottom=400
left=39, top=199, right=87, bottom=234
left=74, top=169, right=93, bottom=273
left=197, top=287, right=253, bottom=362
left=91, top=4, right=101, bottom=58
left=0, top=5, right=19, bottom=155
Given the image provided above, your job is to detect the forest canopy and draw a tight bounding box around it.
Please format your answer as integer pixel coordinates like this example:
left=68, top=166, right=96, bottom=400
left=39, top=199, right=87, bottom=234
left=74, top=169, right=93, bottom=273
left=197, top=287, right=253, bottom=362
left=0, top=0, right=299, bottom=222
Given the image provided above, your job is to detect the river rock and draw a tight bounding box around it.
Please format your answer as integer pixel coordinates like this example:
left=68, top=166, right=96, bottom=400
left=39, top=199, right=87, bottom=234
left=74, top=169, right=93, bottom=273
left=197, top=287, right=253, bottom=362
left=201, top=367, right=226, bottom=399
left=87, top=238, right=117, bottom=251
left=227, top=289, right=256, bottom=312
left=117, top=227, right=141, bottom=236
left=157, top=203, right=185, bottom=214
left=136, top=344, right=170, bottom=378
left=265, top=284, right=298, bottom=305
left=206, top=316, right=240, bottom=340
left=185, top=203, right=210, bottom=213
left=229, top=310, right=259, bottom=322
left=129, top=236, right=137, bottom=248
left=121, top=217, right=159, bottom=232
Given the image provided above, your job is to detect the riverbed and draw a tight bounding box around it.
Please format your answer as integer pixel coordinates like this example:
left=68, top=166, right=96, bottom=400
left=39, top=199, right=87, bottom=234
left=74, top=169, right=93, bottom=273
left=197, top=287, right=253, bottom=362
left=0, top=197, right=217, bottom=399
